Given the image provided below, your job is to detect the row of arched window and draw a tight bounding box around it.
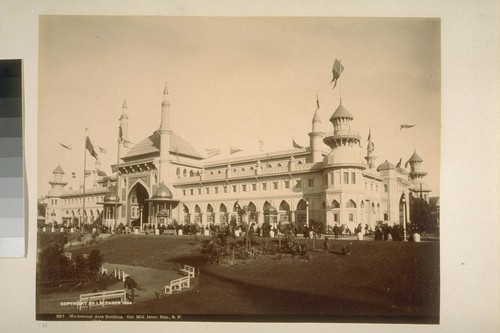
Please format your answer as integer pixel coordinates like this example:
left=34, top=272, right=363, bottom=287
left=182, top=198, right=381, bottom=214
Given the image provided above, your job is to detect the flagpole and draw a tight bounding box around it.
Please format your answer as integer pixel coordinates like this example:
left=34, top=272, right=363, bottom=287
left=115, top=125, right=120, bottom=233
left=82, top=128, right=87, bottom=229
left=339, top=60, right=342, bottom=103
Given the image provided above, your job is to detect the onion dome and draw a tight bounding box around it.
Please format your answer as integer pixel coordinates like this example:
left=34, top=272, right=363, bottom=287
left=329, top=101, right=353, bottom=122
left=103, top=192, right=120, bottom=203
left=377, top=160, right=395, bottom=172
left=152, top=182, right=173, bottom=200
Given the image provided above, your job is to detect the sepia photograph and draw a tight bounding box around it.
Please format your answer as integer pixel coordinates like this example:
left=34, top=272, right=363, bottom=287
left=36, top=16, right=441, bottom=323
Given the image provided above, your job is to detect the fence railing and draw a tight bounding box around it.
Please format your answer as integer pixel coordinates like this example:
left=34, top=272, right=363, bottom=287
left=78, top=289, right=127, bottom=310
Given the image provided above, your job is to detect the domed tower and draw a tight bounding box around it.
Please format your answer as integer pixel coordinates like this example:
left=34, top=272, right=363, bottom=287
left=148, top=182, right=179, bottom=226
left=406, top=149, right=431, bottom=200
left=48, top=164, right=68, bottom=198
left=323, top=100, right=365, bottom=167
left=101, top=185, right=121, bottom=232
left=308, top=96, right=325, bottom=163
left=47, top=165, right=68, bottom=225
left=159, top=82, right=172, bottom=185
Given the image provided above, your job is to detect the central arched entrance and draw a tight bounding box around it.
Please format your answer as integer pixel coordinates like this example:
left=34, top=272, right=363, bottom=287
left=128, top=182, right=150, bottom=228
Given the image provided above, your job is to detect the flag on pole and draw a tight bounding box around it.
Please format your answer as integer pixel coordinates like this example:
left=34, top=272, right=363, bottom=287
left=59, top=142, right=72, bottom=150
left=72, top=172, right=76, bottom=178
left=400, top=124, right=415, bottom=129
left=99, top=147, right=107, bottom=154
left=230, top=147, right=243, bottom=155
left=85, top=137, right=98, bottom=159
left=396, top=158, right=402, bottom=168
left=84, top=170, right=91, bottom=177
left=292, top=139, right=303, bottom=149
left=316, top=94, right=320, bottom=110
left=205, top=147, right=221, bottom=158
left=259, top=139, right=264, bottom=151
left=330, top=59, right=344, bottom=90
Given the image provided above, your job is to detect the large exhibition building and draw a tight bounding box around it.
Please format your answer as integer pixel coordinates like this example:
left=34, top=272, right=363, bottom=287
left=43, top=82, right=432, bottom=233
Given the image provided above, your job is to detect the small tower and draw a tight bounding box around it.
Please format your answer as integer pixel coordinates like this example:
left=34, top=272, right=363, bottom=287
left=308, top=95, right=324, bottom=163
left=322, top=100, right=365, bottom=167
left=159, top=82, right=172, bottom=186
left=364, top=128, right=377, bottom=169
left=48, top=164, right=68, bottom=197
left=406, top=149, right=431, bottom=200
left=118, top=98, right=129, bottom=160
left=47, top=165, right=68, bottom=225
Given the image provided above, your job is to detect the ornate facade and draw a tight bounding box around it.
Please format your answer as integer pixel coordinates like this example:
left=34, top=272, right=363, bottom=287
left=44, top=82, right=432, bottom=233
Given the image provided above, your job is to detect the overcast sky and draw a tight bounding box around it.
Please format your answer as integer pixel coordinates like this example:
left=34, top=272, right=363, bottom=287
left=38, top=16, right=440, bottom=196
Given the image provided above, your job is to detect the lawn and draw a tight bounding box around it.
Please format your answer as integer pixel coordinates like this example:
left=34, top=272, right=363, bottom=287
left=55, top=234, right=439, bottom=323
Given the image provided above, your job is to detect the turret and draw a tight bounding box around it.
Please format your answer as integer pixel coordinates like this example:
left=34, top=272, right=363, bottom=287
left=406, top=149, right=431, bottom=199
left=322, top=100, right=365, bottom=167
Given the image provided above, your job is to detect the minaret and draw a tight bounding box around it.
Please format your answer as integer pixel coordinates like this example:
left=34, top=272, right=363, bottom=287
left=308, top=95, right=324, bottom=163
left=406, top=149, right=431, bottom=200
left=118, top=98, right=129, bottom=160
left=159, top=82, right=172, bottom=185
left=364, top=128, right=377, bottom=169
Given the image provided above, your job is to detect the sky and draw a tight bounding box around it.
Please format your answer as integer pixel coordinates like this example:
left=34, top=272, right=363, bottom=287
left=38, top=16, right=440, bottom=196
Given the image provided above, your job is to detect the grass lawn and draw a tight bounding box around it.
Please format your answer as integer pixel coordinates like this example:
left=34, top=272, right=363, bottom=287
left=46, top=234, right=439, bottom=323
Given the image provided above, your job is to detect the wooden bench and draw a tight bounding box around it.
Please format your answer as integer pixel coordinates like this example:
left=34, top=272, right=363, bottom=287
left=78, top=289, right=127, bottom=310
left=163, top=229, right=176, bottom=236
left=113, top=268, right=129, bottom=281
left=164, top=276, right=190, bottom=294
left=179, top=264, right=195, bottom=278
left=101, top=266, right=108, bottom=275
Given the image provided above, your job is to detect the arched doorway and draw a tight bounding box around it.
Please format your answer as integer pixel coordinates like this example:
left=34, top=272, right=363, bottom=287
left=128, top=182, right=149, bottom=228
left=263, top=201, right=278, bottom=227
left=279, top=200, right=290, bottom=224
left=219, top=203, right=228, bottom=225
left=183, top=205, right=190, bottom=224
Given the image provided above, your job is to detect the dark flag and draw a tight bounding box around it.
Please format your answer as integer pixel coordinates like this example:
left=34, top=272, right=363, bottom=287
left=99, top=147, right=107, bottom=154
left=316, top=94, right=320, bottom=110
left=84, top=170, right=91, bottom=177
left=330, top=59, right=344, bottom=90
left=400, top=124, right=415, bottom=129
left=292, top=139, right=303, bottom=149
left=396, top=158, right=402, bottom=168
left=71, top=172, right=76, bottom=179
left=59, top=142, right=72, bottom=150
left=85, top=137, right=98, bottom=159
